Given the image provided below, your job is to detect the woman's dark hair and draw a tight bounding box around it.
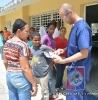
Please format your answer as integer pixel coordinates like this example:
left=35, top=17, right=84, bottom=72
left=12, top=19, right=27, bottom=34
left=30, top=32, right=40, bottom=40
left=60, top=27, right=66, bottom=31
left=47, top=23, right=55, bottom=28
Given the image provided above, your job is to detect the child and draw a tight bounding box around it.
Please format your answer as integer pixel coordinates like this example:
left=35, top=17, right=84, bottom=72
left=30, top=32, right=53, bottom=100
left=0, top=31, right=4, bottom=60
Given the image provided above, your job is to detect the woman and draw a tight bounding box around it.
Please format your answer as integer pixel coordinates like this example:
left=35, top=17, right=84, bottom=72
left=3, top=19, right=37, bottom=100
left=54, top=27, right=67, bottom=93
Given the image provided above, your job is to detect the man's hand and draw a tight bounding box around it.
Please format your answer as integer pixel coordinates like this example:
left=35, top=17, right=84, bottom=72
left=53, top=57, right=65, bottom=64
left=31, top=85, right=38, bottom=96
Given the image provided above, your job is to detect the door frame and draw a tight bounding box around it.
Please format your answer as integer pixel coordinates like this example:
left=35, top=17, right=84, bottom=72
left=84, top=2, right=98, bottom=20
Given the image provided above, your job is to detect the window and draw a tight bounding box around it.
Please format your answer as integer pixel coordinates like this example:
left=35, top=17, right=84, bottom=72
left=32, top=15, right=40, bottom=28
left=31, top=10, right=64, bottom=28
left=41, top=12, right=51, bottom=27
left=52, top=10, right=64, bottom=27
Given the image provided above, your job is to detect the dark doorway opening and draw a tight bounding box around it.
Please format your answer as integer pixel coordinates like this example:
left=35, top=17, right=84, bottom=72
left=85, top=4, right=98, bottom=99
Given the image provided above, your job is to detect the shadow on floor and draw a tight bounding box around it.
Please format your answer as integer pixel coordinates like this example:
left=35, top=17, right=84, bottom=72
left=87, top=95, right=98, bottom=100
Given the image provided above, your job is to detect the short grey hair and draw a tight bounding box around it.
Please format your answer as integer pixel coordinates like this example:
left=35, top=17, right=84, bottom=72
left=59, top=3, right=74, bottom=13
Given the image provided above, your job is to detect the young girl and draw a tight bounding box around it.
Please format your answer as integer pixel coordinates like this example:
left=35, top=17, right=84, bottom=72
left=54, top=27, right=68, bottom=93
left=41, top=23, right=56, bottom=49
left=41, top=23, right=58, bottom=99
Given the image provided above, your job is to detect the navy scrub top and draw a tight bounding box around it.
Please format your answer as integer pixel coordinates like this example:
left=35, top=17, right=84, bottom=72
left=66, top=19, right=92, bottom=82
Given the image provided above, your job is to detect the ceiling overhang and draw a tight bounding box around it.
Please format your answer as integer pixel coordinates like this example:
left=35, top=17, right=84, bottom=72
left=0, top=0, right=40, bottom=16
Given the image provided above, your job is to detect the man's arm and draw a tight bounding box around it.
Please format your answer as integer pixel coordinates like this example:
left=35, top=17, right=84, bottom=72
left=53, top=48, right=88, bottom=64
left=54, top=27, right=90, bottom=64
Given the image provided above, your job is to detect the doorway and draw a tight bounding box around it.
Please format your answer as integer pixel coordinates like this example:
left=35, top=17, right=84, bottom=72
left=84, top=3, right=98, bottom=99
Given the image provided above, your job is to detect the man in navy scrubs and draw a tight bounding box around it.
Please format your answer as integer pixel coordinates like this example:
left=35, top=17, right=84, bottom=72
left=53, top=3, right=92, bottom=100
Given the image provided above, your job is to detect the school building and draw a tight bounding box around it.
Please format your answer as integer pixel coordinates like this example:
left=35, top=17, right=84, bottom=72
left=0, top=0, right=98, bottom=98
left=0, top=0, right=98, bottom=37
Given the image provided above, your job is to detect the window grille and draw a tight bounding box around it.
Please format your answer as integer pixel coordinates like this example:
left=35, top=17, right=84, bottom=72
left=31, top=10, right=64, bottom=28
left=32, top=15, right=40, bottom=28
left=41, top=12, right=51, bottom=27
